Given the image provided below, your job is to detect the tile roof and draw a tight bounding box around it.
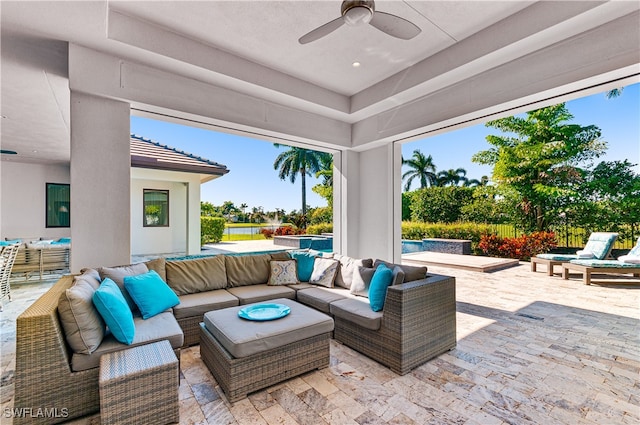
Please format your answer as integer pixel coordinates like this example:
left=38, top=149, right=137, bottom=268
left=130, top=134, right=229, bottom=177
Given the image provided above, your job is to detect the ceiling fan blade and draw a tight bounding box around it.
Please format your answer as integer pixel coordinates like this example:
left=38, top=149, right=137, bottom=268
left=299, top=16, right=344, bottom=44
left=370, top=11, right=421, bottom=40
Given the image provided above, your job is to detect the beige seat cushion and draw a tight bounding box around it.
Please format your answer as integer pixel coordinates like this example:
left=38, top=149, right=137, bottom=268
left=330, top=298, right=382, bottom=331
left=71, top=311, right=183, bottom=371
left=287, top=282, right=315, bottom=292
left=225, top=254, right=272, bottom=287
left=165, top=255, right=227, bottom=295
left=296, top=287, right=349, bottom=313
left=226, top=284, right=295, bottom=305
left=173, top=290, right=239, bottom=319
left=203, top=298, right=334, bottom=358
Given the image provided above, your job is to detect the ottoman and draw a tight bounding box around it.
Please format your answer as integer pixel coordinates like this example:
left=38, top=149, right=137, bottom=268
left=199, top=298, right=334, bottom=402
left=99, top=340, right=179, bottom=425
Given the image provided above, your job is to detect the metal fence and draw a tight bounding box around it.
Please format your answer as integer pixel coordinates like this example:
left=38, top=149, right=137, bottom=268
left=490, top=224, right=637, bottom=250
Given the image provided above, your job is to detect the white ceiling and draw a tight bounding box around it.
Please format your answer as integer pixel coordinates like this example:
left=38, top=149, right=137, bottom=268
left=1, top=1, right=639, bottom=164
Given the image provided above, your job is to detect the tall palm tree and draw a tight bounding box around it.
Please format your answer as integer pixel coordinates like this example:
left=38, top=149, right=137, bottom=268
left=605, top=88, right=623, bottom=98
left=273, top=146, right=329, bottom=222
left=402, top=150, right=438, bottom=191
left=437, top=168, right=468, bottom=187
left=465, top=175, right=490, bottom=187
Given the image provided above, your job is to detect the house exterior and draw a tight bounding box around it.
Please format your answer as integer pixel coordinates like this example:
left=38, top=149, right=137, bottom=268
left=0, top=135, right=228, bottom=258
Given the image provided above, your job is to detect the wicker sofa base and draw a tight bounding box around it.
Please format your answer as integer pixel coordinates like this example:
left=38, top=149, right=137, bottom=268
left=199, top=323, right=330, bottom=402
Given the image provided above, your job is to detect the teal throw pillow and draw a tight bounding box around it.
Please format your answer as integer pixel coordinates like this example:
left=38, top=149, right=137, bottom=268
left=368, top=264, right=394, bottom=312
left=291, top=251, right=317, bottom=282
left=93, top=278, right=135, bottom=345
left=124, top=270, right=180, bottom=319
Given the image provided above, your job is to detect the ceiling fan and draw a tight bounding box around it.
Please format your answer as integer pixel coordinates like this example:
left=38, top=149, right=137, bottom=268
left=299, top=0, right=421, bottom=44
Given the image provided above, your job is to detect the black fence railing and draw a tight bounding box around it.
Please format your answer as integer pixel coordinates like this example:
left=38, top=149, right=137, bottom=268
left=489, top=224, right=637, bottom=250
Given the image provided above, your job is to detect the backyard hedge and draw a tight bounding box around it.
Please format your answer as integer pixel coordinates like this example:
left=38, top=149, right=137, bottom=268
left=201, top=216, right=226, bottom=244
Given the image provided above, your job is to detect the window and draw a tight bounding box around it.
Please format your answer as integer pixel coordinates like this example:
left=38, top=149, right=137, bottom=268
left=143, top=189, right=169, bottom=227
left=46, top=183, right=70, bottom=228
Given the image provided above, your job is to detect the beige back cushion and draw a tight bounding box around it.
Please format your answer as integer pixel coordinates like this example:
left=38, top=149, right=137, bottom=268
left=373, top=259, right=427, bottom=282
left=225, top=253, right=272, bottom=287
left=58, top=279, right=105, bottom=354
left=165, top=255, right=227, bottom=295
left=98, top=262, right=149, bottom=311
left=145, top=257, right=167, bottom=282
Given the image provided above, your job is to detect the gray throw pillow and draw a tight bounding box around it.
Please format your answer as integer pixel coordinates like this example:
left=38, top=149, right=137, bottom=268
left=350, top=266, right=376, bottom=297
left=58, top=279, right=105, bottom=354
left=98, top=263, right=149, bottom=311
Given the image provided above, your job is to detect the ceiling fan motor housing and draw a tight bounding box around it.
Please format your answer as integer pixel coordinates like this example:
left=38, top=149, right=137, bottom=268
left=341, top=0, right=375, bottom=26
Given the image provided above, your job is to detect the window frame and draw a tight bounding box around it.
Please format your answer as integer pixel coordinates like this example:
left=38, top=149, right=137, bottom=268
left=143, top=189, right=170, bottom=227
left=45, top=183, right=70, bottom=228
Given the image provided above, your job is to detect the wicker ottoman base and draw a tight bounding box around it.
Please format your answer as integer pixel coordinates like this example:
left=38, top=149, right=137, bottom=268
left=200, top=323, right=331, bottom=402
left=99, top=340, right=179, bottom=425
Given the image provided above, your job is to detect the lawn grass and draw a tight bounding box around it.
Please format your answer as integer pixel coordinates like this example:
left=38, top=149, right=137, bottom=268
left=220, top=233, right=268, bottom=241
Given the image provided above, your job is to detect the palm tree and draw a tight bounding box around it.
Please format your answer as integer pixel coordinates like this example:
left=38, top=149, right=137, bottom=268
left=239, top=203, right=248, bottom=222
left=605, top=88, right=623, bottom=98
left=273, top=146, right=329, bottom=223
left=402, top=150, right=438, bottom=191
left=437, top=168, right=468, bottom=187
left=465, top=175, right=490, bottom=187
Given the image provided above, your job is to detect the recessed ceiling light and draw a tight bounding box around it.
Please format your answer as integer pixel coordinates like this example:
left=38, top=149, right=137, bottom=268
left=352, top=61, right=361, bottom=68
left=32, top=150, right=38, bottom=153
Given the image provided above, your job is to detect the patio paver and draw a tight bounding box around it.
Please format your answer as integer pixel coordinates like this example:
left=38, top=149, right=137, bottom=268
left=1, top=251, right=638, bottom=424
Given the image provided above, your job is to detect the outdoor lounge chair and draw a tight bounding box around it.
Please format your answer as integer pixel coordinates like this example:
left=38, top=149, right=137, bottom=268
left=531, top=232, right=618, bottom=275
left=562, top=237, right=640, bottom=285
left=0, top=242, right=21, bottom=310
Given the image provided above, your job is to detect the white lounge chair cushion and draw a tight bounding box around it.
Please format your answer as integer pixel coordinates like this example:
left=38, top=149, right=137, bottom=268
left=617, top=255, right=640, bottom=264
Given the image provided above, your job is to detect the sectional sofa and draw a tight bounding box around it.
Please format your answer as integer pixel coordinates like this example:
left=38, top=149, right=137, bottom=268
left=13, top=250, right=456, bottom=424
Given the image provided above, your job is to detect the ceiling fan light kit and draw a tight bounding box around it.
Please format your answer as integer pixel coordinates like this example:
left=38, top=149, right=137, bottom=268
left=299, top=0, right=421, bottom=44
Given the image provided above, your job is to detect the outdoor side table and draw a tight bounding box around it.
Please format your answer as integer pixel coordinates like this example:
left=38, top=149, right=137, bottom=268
left=99, top=340, right=179, bottom=425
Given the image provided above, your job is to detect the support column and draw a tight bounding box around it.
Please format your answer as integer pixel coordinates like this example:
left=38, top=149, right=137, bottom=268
left=335, top=144, right=402, bottom=262
left=70, top=92, right=131, bottom=271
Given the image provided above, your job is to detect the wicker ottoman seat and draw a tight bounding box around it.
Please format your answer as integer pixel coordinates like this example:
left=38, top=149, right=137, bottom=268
left=199, top=298, right=334, bottom=402
left=99, top=340, right=179, bottom=425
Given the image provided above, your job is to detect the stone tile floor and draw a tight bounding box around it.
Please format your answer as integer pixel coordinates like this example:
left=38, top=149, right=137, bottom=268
left=1, top=260, right=639, bottom=424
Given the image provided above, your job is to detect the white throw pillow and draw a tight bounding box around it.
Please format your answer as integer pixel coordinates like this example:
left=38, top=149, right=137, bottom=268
left=309, top=257, right=339, bottom=288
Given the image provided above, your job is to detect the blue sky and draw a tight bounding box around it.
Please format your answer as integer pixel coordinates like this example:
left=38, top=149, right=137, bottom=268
left=131, top=83, right=639, bottom=212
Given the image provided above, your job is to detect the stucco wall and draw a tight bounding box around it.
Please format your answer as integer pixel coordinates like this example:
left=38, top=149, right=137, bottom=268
left=131, top=167, right=202, bottom=256
left=0, top=161, right=70, bottom=241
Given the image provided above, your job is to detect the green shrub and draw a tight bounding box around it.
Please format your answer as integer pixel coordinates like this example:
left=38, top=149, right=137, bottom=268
left=201, top=216, right=226, bottom=244
left=309, top=206, right=332, bottom=225
left=409, top=187, right=475, bottom=223
left=307, top=223, right=333, bottom=235
left=401, top=221, right=495, bottom=253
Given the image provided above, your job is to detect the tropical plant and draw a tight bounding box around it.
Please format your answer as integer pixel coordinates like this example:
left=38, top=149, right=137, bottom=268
left=313, top=154, right=334, bottom=207
left=472, top=103, right=605, bottom=232
left=273, top=145, right=330, bottom=226
left=402, top=150, right=438, bottom=191
left=437, top=168, right=468, bottom=187
left=478, top=231, right=557, bottom=260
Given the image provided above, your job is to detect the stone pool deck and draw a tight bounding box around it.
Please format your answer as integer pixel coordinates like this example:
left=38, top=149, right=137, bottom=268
left=403, top=251, right=520, bottom=272
left=1, top=242, right=638, bottom=424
